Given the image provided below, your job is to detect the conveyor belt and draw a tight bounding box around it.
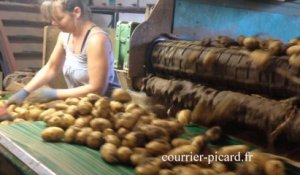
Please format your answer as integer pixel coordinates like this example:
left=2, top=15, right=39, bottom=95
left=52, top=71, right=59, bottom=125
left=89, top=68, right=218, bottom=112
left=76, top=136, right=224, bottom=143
left=0, top=122, right=299, bottom=175
left=0, top=122, right=134, bottom=175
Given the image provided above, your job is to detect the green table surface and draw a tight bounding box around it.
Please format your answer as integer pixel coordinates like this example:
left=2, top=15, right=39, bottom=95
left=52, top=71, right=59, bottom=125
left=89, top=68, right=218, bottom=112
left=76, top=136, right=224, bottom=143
left=0, top=122, right=299, bottom=175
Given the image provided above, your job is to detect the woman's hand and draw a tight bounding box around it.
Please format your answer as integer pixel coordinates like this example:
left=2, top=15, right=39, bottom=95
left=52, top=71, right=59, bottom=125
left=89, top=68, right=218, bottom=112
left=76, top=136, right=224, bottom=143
left=7, top=89, right=29, bottom=105
left=26, top=87, right=57, bottom=103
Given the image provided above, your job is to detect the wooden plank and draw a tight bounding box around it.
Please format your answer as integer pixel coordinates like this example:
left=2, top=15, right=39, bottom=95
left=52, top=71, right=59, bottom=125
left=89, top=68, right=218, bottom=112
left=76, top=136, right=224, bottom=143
left=0, top=1, right=40, bottom=13
left=0, top=20, right=16, bottom=75
left=4, top=27, right=43, bottom=38
left=2, top=20, right=48, bottom=28
left=10, top=43, right=42, bottom=53
left=14, top=56, right=42, bottom=71
left=8, top=35, right=43, bottom=44
left=0, top=11, right=45, bottom=22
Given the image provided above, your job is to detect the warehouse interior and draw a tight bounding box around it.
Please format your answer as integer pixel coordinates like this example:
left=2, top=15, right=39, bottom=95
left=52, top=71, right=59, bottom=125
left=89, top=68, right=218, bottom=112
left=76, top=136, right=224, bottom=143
left=0, top=0, right=300, bottom=174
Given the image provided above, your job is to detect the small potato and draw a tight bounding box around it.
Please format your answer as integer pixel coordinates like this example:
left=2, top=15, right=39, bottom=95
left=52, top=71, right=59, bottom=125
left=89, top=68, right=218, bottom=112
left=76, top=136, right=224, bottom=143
left=115, top=112, right=138, bottom=130
left=218, top=145, right=249, bottom=156
left=94, top=97, right=110, bottom=110
left=122, top=132, right=146, bottom=148
left=105, top=134, right=121, bottom=147
left=65, top=105, right=78, bottom=116
left=249, top=49, right=272, bottom=69
left=264, top=159, right=285, bottom=175
left=77, top=101, right=93, bottom=115
left=171, top=138, right=191, bottom=147
left=54, top=102, right=69, bottom=110
left=125, top=103, right=140, bottom=112
left=205, top=126, right=222, bottom=142
left=145, top=139, right=171, bottom=156
left=111, top=88, right=131, bottom=103
left=100, top=143, right=118, bottom=163
left=203, top=50, right=218, bottom=66
left=47, top=116, right=62, bottom=127
left=28, top=108, right=43, bottom=121
left=135, top=158, right=160, bottom=175
left=287, top=45, right=300, bottom=56
left=103, top=128, right=115, bottom=136
left=176, top=109, right=191, bottom=125
left=130, top=154, right=148, bottom=166
left=86, top=131, right=104, bottom=149
left=74, top=116, right=92, bottom=127
left=117, top=146, right=133, bottom=163
left=60, top=114, right=76, bottom=129
left=110, top=101, right=124, bottom=113
left=64, top=127, right=79, bottom=143
left=117, top=127, right=129, bottom=139
left=65, top=97, right=80, bottom=105
left=13, top=118, right=25, bottom=123
left=86, top=93, right=101, bottom=104
left=7, top=104, right=16, bottom=113
left=90, top=118, right=112, bottom=131
left=41, top=127, right=64, bottom=142
left=39, top=108, right=56, bottom=121
left=289, top=53, right=300, bottom=68
left=243, top=37, right=259, bottom=50
left=75, top=127, right=93, bottom=145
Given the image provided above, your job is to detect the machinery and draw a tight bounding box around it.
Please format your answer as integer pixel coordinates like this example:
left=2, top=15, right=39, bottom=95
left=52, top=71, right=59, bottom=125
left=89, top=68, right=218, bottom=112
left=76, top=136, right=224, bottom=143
left=115, top=0, right=300, bottom=161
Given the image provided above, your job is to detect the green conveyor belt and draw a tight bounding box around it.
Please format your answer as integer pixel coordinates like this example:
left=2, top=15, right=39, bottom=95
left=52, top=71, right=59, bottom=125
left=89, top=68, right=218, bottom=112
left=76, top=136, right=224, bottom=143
left=0, top=122, right=299, bottom=175
left=0, top=121, right=134, bottom=175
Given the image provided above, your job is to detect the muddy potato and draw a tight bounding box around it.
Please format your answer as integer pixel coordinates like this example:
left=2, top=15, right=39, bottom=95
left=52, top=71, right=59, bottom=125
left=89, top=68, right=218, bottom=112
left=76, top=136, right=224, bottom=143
left=264, top=159, right=285, bottom=175
left=289, top=53, right=300, bottom=68
left=176, top=109, right=191, bottom=125
left=117, top=127, right=130, bottom=139
left=74, top=116, right=92, bottom=127
left=65, top=105, right=78, bottom=116
left=171, top=138, right=191, bottom=147
left=39, top=108, right=56, bottom=121
left=28, top=108, right=43, bottom=121
left=86, top=131, right=104, bottom=149
left=110, top=101, right=124, bottom=113
left=100, top=143, right=119, bottom=163
left=41, top=126, right=64, bottom=142
left=47, top=116, right=62, bottom=127
left=60, top=114, right=76, bottom=129
left=86, top=93, right=100, bottom=103
left=117, top=146, right=133, bottom=163
left=90, top=118, right=112, bottom=131
left=65, top=97, right=80, bottom=105
left=75, top=127, right=93, bottom=145
left=115, top=113, right=138, bottom=130
left=77, top=101, right=93, bottom=115
left=243, top=37, right=259, bottom=50
left=145, top=139, right=171, bottom=156
left=218, top=145, right=249, bottom=156
left=205, top=126, right=222, bottom=142
left=287, top=45, right=300, bottom=56
left=122, top=131, right=146, bottom=148
left=135, top=158, right=161, bottom=175
left=112, top=88, right=131, bottom=103
left=64, top=126, right=80, bottom=143
left=105, top=134, right=121, bottom=147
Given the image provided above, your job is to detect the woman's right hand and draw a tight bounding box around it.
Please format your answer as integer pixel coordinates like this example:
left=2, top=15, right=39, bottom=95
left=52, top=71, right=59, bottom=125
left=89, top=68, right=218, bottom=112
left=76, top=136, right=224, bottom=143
left=6, top=89, right=29, bottom=105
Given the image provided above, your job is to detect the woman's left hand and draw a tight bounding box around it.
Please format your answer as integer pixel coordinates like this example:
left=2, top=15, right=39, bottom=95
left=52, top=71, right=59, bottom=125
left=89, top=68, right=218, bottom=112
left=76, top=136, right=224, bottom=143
left=27, top=87, right=57, bottom=103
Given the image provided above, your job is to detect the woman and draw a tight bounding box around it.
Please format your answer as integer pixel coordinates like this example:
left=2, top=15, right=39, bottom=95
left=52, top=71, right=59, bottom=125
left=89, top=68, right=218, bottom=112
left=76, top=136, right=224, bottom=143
left=7, top=0, right=120, bottom=105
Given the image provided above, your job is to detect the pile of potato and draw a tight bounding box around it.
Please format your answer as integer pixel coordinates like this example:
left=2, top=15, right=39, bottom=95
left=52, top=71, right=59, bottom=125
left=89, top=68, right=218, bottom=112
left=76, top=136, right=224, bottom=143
left=4, top=88, right=286, bottom=175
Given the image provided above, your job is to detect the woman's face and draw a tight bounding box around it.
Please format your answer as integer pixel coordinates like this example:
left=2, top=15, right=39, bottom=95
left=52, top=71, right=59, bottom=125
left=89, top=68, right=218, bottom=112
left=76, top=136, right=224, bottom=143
left=51, top=2, right=74, bottom=32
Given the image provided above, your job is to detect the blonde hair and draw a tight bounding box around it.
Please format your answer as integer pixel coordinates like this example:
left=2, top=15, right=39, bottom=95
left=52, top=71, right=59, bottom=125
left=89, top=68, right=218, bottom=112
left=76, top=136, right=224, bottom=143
left=40, top=0, right=91, bottom=22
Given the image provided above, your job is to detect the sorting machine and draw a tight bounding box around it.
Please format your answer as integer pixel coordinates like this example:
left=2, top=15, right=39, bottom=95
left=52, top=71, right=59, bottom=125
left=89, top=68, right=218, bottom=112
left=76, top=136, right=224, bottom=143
left=115, top=0, right=300, bottom=160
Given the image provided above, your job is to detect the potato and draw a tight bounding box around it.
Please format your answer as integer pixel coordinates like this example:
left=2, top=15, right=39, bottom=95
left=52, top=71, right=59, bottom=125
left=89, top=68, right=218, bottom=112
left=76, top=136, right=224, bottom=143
left=64, top=127, right=79, bottom=143
left=176, top=109, right=191, bottom=125
left=112, top=88, right=131, bottom=103
left=60, top=114, right=76, bottom=129
left=145, top=139, right=171, bottom=156
left=39, top=108, right=56, bottom=121
left=122, top=131, right=146, bottom=148
left=41, top=127, right=64, bottom=142
left=130, top=153, right=148, bottom=166
left=1, top=121, right=11, bottom=125
left=168, top=145, right=199, bottom=157
left=7, top=104, right=16, bottom=113
left=110, top=101, right=124, bottom=113
left=286, top=45, right=300, bottom=56
left=14, top=107, right=28, bottom=120
left=205, top=126, right=222, bottom=142
left=218, top=145, right=249, bottom=156
left=249, top=49, right=272, bottom=69
left=104, top=134, right=121, bottom=147
left=139, top=124, right=169, bottom=141
left=65, top=97, right=80, bottom=105
left=289, top=53, right=300, bottom=68
left=125, top=103, right=140, bottom=112
left=159, top=169, right=174, bottom=175
left=86, top=131, right=104, bottom=149
left=243, top=37, right=259, bottom=50
left=115, top=112, right=138, bottom=130
left=77, top=101, right=93, bottom=115
left=103, top=128, right=115, bottom=136
left=135, top=158, right=161, bottom=175
left=100, top=143, right=118, bottom=163
left=94, top=97, right=110, bottom=110
left=54, top=102, right=69, bottom=110
left=74, top=116, right=92, bottom=127
left=28, top=108, right=43, bottom=121
left=212, top=162, right=228, bottom=173
left=13, top=118, right=25, bottom=123
left=264, top=159, right=285, bottom=175
left=171, top=138, right=191, bottom=147
left=65, top=105, right=78, bottom=116
left=117, top=127, right=129, bottom=139
left=90, top=118, right=112, bottom=131
left=47, top=116, right=62, bottom=127
left=75, top=127, right=93, bottom=145
left=117, top=146, right=133, bottom=163
left=191, top=135, right=206, bottom=150
left=86, top=93, right=100, bottom=104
